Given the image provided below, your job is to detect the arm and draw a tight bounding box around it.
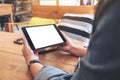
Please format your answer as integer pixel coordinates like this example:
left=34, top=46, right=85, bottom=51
left=71, top=1, right=120, bottom=80
left=57, top=31, right=87, bottom=57
left=22, top=37, right=68, bottom=80
left=67, top=43, right=87, bottom=57
left=22, top=37, right=43, bottom=77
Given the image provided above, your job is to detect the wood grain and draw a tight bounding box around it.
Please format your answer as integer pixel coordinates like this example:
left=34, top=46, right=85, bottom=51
left=32, top=5, right=95, bottom=19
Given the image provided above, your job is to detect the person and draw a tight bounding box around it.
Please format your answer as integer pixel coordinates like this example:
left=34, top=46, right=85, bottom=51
left=22, top=0, right=120, bottom=80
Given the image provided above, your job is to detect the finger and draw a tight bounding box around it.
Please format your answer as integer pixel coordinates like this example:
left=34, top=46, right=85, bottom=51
left=60, top=30, right=71, bottom=41
left=34, top=50, right=39, bottom=54
left=60, top=31, right=67, bottom=38
left=22, top=37, right=29, bottom=47
left=22, top=37, right=26, bottom=45
left=22, top=37, right=32, bottom=53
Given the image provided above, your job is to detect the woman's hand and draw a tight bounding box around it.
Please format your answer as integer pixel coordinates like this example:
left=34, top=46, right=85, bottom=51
left=22, top=37, right=39, bottom=64
left=56, top=31, right=75, bottom=52
left=22, top=37, right=44, bottom=77
left=57, top=31, right=87, bottom=57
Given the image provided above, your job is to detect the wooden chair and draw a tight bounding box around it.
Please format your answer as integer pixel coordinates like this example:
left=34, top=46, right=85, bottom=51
left=0, top=4, right=13, bottom=30
left=5, top=21, right=28, bottom=32
left=4, top=1, right=32, bottom=32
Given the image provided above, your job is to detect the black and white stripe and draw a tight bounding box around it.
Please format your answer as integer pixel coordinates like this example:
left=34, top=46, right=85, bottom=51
left=58, top=13, right=94, bottom=46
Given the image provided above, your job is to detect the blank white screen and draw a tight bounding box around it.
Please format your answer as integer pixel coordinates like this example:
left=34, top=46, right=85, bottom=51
left=26, top=25, right=64, bottom=49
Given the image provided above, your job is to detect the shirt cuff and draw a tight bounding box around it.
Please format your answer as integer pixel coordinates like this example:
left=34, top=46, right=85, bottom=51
left=34, top=66, right=68, bottom=80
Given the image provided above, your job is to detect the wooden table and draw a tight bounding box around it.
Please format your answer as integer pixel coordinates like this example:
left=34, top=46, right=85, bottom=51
left=0, top=32, right=83, bottom=80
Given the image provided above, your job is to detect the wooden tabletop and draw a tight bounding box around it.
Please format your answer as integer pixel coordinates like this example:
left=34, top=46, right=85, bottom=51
left=0, top=51, right=33, bottom=80
left=0, top=32, right=83, bottom=80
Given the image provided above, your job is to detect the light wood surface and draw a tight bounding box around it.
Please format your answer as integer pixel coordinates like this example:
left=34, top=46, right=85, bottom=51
left=0, top=32, right=32, bottom=80
left=32, top=5, right=95, bottom=19
left=0, top=52, right=33, bottom=80
left=0, top=32, right=83, bottom=80
left=0, top=32, right=23, bottom=55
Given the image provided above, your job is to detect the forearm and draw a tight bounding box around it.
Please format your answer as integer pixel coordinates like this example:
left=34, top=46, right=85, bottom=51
left=30, top=63, right=43, bottom=77
left=68, top=45, right=87, bottom=57
left=24, top=56, right=43, bottom=77
left=34, top=66, right=68, bottom=80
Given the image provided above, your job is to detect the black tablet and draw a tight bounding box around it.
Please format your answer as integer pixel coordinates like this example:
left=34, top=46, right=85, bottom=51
left=22, top=24, right=66, bottom=51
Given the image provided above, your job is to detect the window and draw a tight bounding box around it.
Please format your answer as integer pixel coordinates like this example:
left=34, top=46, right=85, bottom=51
left=36, top=0, right=98, bottom=6
left=40, top=0, right=56, bottom=6
left=59, top=0, right=80, bottom=6
left=40, top=0, right=80, bottom=6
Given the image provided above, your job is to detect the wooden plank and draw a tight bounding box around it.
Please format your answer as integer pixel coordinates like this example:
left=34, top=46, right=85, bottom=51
left=32, top=5, right=95, bottom=19
left=0, top=4, right=12, bottom=15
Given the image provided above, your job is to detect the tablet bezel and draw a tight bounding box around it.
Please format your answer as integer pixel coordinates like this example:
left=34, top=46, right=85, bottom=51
left=22, top=24, right=66, bottom=50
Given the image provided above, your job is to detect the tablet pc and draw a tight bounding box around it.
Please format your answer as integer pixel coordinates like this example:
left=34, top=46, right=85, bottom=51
left=22, top=24, right=66, bottom=51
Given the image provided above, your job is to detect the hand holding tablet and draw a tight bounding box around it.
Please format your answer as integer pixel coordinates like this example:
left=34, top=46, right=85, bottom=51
left=22, top=24, right=66, bottom=52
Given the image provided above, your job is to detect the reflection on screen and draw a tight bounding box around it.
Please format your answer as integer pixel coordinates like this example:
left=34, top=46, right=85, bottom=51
left=26, top=25, right=64, bottom=49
